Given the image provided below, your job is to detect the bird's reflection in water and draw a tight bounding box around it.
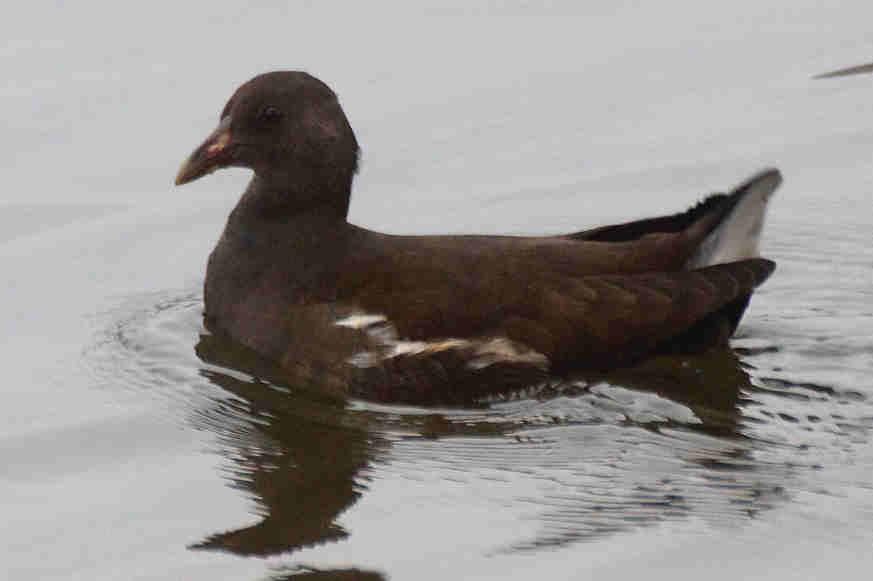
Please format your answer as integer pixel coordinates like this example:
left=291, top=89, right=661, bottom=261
left=191, top=332, right=386, bottom=564
left=583, top=348, right=750, bottom=438
left=191, top=329, right=769, bottom=563
left=271, top=567, right=385, bottom=581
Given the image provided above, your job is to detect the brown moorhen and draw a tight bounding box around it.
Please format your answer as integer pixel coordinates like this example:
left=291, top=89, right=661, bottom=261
left=176, top=71, right=781, bottom=404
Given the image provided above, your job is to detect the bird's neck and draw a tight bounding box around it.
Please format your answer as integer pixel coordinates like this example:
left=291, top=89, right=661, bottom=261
left=237, top=169, right=353, bottom=222
left=207, top=173, right=355, bottom=321
left=221, top=173, right=360, bottom=274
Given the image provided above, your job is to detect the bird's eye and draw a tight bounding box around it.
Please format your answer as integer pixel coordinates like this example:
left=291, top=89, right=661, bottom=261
left=256, top=105, right=282, bottom=124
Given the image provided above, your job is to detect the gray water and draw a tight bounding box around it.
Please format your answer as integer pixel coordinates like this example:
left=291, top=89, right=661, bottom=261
left=2, top=1, right=873, bottom=579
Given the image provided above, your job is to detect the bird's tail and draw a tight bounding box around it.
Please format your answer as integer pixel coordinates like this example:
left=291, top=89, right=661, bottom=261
left=685, top=168, right=781, bottom=268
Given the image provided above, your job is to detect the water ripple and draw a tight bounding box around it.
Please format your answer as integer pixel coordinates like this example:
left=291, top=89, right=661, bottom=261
left=79, top=283, right=873, bottom=557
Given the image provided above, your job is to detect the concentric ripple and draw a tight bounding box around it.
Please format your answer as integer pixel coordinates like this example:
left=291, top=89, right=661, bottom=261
left=85, top=290, right=211, bottom=400
left=81, top=282, right=873, bottom=558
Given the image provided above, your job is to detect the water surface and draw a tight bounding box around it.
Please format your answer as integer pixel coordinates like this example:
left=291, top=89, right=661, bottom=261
left=2, top=1, right=873, bottom=579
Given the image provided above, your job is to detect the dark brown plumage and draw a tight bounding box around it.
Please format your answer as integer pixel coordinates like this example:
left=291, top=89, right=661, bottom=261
left=176, top=71, right=781, bottom=404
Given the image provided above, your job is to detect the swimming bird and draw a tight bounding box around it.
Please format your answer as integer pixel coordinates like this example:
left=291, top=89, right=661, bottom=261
left=176, top=71, right=780, bottom=403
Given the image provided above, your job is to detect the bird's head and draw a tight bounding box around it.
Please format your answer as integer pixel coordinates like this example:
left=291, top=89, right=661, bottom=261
left=175, top=71, right=359, bottom=203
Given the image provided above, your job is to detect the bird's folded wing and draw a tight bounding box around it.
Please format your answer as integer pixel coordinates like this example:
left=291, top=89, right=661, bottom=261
left=344, top=255, right=773, bottom=366
left=496, top=258, right=775, bottom=367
